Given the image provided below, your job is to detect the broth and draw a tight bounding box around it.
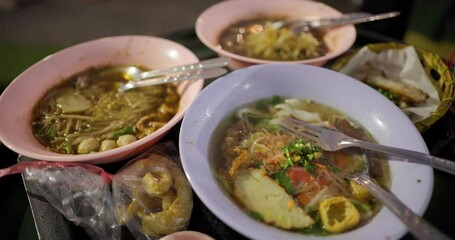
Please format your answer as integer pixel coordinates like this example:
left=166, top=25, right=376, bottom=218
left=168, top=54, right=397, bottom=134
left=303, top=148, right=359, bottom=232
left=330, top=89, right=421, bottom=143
left=210, top=96, right=390, bottom=235
left=219, top=17, right=328, bottom=61
left=31, top=65, right=180, bottom=154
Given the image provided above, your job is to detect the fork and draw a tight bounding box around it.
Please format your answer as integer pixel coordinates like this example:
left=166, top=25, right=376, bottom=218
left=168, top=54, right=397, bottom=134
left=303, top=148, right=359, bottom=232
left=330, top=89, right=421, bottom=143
left=279, top=117, right=455, bottom=175
left=347, top=149, right=451, bottom=240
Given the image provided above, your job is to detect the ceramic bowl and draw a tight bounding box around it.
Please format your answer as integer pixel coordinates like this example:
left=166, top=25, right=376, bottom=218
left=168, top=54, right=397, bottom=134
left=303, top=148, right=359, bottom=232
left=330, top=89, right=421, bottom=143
left=0, top=35, right=203, bottom=164
left=195, top=0, right=356, bottom=69
left=179, top=63, right=433, bottom=240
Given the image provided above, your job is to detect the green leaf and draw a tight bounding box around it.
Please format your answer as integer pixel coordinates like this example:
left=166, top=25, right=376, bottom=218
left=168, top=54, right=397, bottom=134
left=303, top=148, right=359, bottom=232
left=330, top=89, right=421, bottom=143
left=304, top=160, right=317, bottom=173
left=299, top=224, right=329, bottom=236
left=378, top=88, right=396, bottom=101
left=255, top=96, right=284, bottom=111
left=299, top=212, right=329, bottom=236
left=250, top=211, right=264, bottom=221
left=113, top=125, right=136, bottom=139
left=47, top=126, right=58, bottom=138
left=352, top=200, right=372, bottom=212
left=271, top=95, right=284, bottom=105
left=272, top=171, right=294, bottom=194
left=256, top=119, right=279, bottom=132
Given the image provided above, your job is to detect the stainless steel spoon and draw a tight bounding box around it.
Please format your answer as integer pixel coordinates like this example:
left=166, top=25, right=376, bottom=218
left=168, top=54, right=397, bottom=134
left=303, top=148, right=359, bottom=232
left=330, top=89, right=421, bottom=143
left=345, top=149, right=450, bottom=240
left=118, top=68, right=227, bottom=92
left=272, top=11, right=400, bottom=34
left=111, top=57, right=229, bottom=82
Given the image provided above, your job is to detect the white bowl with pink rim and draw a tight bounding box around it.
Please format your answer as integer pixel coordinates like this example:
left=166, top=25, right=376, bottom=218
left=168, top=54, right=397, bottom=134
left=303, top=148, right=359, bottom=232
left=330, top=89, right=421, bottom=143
left=0, top=35, right=204, bottom=164
left=195, top=0, right=356, bottom=69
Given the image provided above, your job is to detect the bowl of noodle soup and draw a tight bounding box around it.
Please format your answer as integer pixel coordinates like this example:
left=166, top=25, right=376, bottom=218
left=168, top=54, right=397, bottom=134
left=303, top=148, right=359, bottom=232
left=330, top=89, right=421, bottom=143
left=196, top=0, right=356, bottom=69
left=179, top=63, right=433, bottom=239
left=0, top=35, right=204, bottom=164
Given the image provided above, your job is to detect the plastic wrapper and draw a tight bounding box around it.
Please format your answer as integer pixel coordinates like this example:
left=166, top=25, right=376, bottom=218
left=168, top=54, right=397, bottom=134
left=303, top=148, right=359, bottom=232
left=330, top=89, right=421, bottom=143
left=0, top=142, right=193, bottom=240
left=113, top=142, right=194, bottom=240
left=336, top=45, right=440, bottom=122
left=24, top=164, right=120, bottom=239
left=0, top=161, right=120, bottom=239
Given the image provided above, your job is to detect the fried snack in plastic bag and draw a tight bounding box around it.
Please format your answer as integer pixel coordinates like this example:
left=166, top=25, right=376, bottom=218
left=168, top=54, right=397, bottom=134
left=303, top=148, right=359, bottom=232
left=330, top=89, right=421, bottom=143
left=112, top=142, right=193, bottom=239
left=0, top=142, right=192, bottom=240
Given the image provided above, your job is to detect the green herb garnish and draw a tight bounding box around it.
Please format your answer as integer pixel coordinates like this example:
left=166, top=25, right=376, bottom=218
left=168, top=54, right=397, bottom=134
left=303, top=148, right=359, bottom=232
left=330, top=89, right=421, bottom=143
left=299, top=213, right=329, bottom=236
left=378, top=89, right=396, bottom=101
left=255, top=119, right=279, bottom=132
left=352, top=200, right=372, bottom=212
left=299, top=224, right=329, bottom=236
left=250, top=211, right=264, bottom=221
left=283, top=139, right=323, bottom=172
left=272, top=171, right=294, bottom=194
left=318, top=158, right=340, bottom=173
left=112, top=125, right=136, bottom=139
left=256, top=96, right=284, bottom=111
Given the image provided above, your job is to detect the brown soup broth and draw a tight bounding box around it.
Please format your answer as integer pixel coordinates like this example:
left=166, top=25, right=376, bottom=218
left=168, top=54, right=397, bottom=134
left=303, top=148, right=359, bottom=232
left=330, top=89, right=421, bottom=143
left=219, top=17, right=329, bottom=61
left=210, top=96, right=390, bottom=235
left=31, top=65, right=180, bottom=154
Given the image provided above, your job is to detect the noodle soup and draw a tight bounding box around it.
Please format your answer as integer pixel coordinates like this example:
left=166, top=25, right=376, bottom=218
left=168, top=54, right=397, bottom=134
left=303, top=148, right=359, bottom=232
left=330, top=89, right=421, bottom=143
left=210, top=96, right=389, bottom=235
left=219, top=17, right=328, bottom=61
left=31, top=65, right=180, bottom=154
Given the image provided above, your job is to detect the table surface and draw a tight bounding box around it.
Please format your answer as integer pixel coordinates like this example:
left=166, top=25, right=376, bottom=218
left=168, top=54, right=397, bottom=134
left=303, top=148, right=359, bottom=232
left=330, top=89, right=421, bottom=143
left=2, top=29, right=455, bottom=240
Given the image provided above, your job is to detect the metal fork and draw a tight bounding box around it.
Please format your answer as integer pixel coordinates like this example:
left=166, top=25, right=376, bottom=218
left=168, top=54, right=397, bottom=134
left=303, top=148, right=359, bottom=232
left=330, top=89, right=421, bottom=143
left=279, top=117, right=455, bottom=175
left=348, top=150, right=450, bottom=240
left=280, top=117, right=452, bottom=240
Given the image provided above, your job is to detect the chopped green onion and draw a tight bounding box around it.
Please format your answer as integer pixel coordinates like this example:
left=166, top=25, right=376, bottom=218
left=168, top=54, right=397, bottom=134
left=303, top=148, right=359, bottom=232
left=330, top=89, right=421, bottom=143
left=283, top=139, right=323, bottom=172
left=113, top=125, right=136, bottom=139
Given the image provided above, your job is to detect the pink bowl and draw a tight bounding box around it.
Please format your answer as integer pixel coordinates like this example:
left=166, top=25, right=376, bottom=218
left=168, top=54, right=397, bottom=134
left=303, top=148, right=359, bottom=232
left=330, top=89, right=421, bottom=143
left=0, top=35, right=203, bottom=164
left=196, top=0, right=356, bottom=69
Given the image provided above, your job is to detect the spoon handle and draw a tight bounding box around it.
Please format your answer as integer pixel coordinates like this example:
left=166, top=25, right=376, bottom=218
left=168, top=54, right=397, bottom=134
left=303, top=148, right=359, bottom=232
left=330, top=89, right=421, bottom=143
left=308, top=11, right=401, bottom=29
left=119, top=68, right=227, bottom=92
left=345, top=138, right=455, bottom=175
left=139, top=57, right=229, bottom=80
left=352, top=174, right=451, bottom=240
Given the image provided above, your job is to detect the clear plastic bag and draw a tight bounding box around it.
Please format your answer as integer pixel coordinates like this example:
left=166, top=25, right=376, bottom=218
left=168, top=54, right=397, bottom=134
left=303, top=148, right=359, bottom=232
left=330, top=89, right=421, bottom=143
left=24, top=164, right=120, bottom=240
left=113, top=142, right=193, bottom=240
left=0, top=142, right=193, bottom=240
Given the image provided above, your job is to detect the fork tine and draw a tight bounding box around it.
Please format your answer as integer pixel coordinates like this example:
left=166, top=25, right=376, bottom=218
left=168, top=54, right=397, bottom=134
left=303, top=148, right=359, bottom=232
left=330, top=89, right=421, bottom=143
left=284, top=117, right=321, bottom=135
left=278, top=117, right=321, bottom=145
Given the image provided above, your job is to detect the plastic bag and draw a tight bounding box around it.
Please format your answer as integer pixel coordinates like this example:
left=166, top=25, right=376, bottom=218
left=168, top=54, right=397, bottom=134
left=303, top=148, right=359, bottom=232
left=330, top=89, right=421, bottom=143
left=24, top=164, right=120, bottom=239
left=0, top=142, right=193, bottom=240
left=113, top=142, right=193, bottom=239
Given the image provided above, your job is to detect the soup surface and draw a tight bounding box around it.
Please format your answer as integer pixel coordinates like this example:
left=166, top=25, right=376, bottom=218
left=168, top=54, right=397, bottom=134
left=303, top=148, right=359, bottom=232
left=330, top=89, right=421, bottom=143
left=211, top=96, right=389, bottom=235
left=219, top=17, right=328, bottom=61
left=31, top=65, right=180, bottom=154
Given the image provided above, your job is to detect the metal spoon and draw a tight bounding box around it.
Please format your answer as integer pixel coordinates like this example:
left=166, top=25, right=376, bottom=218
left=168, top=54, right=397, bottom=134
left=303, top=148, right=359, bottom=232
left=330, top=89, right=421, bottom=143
left=110, top=57, right=229, bottom=82
left=118, top=68, right=227, bottom=92
left=272, top=11, right=400, bottom=35
left=345, top=149, right=450, bottom=240
left=242, top=11, right=400, bottom=35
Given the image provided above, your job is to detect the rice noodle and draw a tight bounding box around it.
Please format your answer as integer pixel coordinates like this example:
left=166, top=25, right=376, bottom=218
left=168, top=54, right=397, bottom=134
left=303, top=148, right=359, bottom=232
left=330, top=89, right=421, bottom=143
left=306, top=186, right=329, bottom=210
left=64, top=118, right=73, bottom=135
left=60, top=114, right=96, bottom=121
left=218, top=96, right=390, bottom=234
left=31, top=65, right=180, bottom=154
left=322, top=169, right=352, bottom=197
